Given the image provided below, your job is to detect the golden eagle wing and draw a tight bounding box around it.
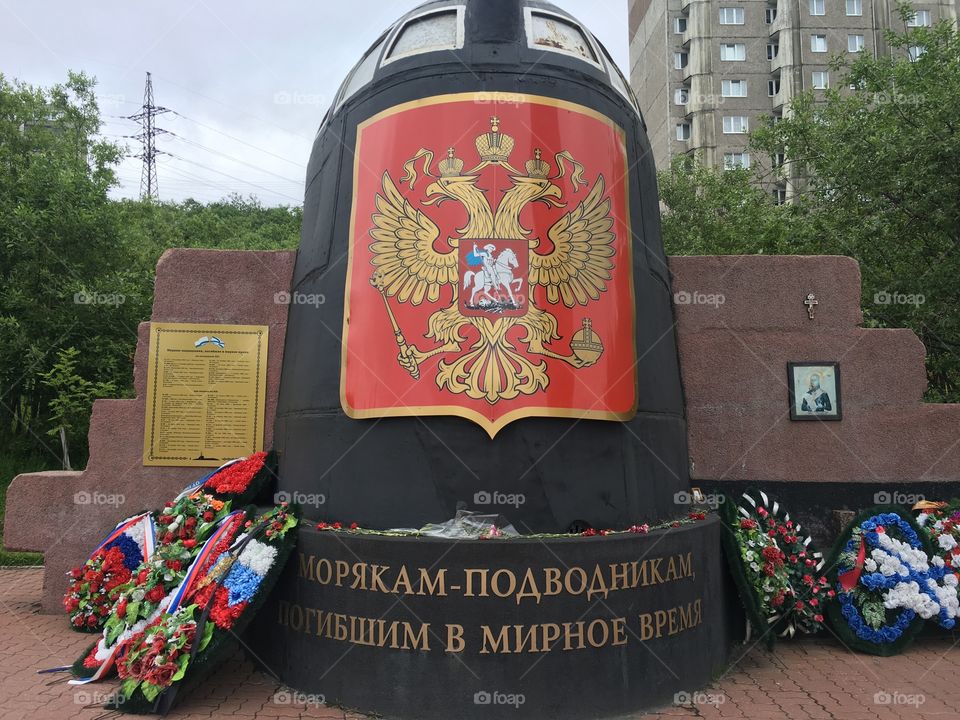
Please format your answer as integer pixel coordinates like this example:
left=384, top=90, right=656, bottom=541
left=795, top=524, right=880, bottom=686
left=528, top=176, right=616, bottom=307
left=369, top=172, right=457, bottom=305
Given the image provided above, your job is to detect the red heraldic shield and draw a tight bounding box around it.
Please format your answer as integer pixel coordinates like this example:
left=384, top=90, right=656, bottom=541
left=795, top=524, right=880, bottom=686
left=341, top=93, right=638, bottom=437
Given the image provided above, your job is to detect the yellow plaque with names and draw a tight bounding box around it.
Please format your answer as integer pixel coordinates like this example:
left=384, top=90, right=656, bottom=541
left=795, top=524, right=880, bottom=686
left=143, top=323, right=268, bottom=467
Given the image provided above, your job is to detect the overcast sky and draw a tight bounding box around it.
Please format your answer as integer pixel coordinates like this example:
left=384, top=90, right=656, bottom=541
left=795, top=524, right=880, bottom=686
left=0, top=0, right=628, bottom=206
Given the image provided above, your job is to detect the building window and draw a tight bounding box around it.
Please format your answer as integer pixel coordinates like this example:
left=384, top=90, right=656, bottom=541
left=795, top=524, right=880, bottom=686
left=765, top=7, right=777, bottom=23
left=809, top=0, right=825, bottom=15
left=674, top=52, right=689, bottom=69
left=724, top=152, right=751, bottom=170
left=675, top=17, right=687, bottom=33
left=720, top=43, right=746, bottom=61
left=719, top=7, right=745, bottom=24
left=812, top=71, right=829, bottom=89
left=773, top=187, right=787, bottom=204
left=768, top=78, right=781, bottom=96
left=723, top=115, right=749, bottom=133
left=908, top=45, right=925, bottom=61
left=907, top=10, right=931, bottom=26
left=846, top=0, right=862, bottom=15
left=675, top=87, right=689, bottom=104
left=811, top=34, right=827, bottom=53
left=676, top=123, right=691, bottom=141
left=722, top=79, right=747, bottom=97
left=848, top=34, right=865, bottom=52
left=767, top=43, right=779, bottom=59
left=773, top=152, right=786, bottom=167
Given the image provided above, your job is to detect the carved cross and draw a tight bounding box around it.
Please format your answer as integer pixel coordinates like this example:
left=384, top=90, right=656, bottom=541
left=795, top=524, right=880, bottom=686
left=804, top=293, right=819, bottom=320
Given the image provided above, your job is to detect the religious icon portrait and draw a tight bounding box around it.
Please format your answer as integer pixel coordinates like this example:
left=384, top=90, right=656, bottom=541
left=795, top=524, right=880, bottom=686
left=788, top=361, right=841, bottom=421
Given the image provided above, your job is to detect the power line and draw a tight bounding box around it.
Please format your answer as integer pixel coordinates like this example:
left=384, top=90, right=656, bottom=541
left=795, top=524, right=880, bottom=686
left=127, top=72, right=170, bottom=200
left=169, top=110, right=306, bottom=169
left=166, top=132, right=303, bottom=185
left=165, top=152, right=303, bottom=203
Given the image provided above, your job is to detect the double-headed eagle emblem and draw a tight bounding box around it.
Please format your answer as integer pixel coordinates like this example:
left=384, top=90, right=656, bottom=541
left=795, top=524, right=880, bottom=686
left=367, top=117, right=616, bottom=405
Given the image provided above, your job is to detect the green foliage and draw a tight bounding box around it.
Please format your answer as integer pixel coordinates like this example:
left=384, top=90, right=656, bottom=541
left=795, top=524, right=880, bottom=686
left=0, top=73, right=301, bottom=469
left=658, top=157, right=795, bottom=256
left=40, top=347, right=116, bottom=468
left=661, top=13, right=960, bottom=401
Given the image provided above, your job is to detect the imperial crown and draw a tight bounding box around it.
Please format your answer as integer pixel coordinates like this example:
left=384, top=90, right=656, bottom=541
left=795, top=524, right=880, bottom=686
left=438, top=147, right=465, bottom=177
left=525, top=148, right=550, bottom=178
left=475, top=116, right=515, bottom=163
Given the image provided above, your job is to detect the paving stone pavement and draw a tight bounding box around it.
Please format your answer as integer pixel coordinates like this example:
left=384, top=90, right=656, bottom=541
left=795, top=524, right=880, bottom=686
left=2, top=566, right=957, bottom=719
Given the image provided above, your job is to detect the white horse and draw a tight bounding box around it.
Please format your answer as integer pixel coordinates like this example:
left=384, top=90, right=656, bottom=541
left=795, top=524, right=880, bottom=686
left=464, top=248, right=523, bottom=307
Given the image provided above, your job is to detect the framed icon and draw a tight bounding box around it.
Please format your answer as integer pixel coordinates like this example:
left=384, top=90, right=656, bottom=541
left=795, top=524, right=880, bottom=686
left=788, top=361, right=841, bottom=421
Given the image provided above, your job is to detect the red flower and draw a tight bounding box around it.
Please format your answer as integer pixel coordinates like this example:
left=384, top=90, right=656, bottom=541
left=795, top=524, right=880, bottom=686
left=814, top=614, right=824, bottom=623
left=350, top=522, right=359, bottom=530
left=332, top=521, right=342, bottom=529
left=740, top=519, right=758, bottom=529
left=809, top=598, right=819, bottom=607
left=183, top=539, right=197, bottom=549
left=316, top=522, right=327, bottom=529
left=203, top=451, right=267, bottom=496
left=795, top=600, right=805, bottom=610
left=203, top=511, right=214, bottom=522
left=146, top=586, right=166, bottom=603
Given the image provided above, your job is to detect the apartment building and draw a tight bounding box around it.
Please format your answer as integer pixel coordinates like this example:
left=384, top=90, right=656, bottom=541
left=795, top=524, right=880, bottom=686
left=628, top=0, right=957, bottom=199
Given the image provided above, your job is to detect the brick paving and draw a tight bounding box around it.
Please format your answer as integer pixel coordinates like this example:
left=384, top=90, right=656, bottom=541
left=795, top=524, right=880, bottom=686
left=2, top=567, right=957, bottom=719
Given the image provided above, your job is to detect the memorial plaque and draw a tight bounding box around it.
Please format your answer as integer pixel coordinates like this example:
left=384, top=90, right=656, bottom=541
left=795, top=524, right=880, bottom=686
left=143, top=322, right=268, bottom=466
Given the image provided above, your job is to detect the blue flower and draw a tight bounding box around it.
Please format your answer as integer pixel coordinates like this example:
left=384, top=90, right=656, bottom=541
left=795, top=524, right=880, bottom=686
left=222, top=561, right=264, bottom=606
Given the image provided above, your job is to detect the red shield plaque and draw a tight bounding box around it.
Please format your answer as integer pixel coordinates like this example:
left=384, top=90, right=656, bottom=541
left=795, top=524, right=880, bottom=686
left=341, top=93, right=637, bottom=437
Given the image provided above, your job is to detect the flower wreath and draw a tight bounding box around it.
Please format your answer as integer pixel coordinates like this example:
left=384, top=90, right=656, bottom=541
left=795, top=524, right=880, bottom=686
left=736, top=491, right=829, bottom=638
left=720, top=491, right=829, bottom=645
left=826, top=507, right=958, bottom=656
left=63, top=512, right=155, bottom=632
left=916, top=501, right=960, bottom=575
left=110, top=504, right=299, bottom=714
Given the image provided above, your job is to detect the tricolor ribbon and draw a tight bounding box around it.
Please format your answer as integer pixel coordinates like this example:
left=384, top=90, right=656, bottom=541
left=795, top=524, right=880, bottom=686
left=167, top=510, right=245, bottom=613
left=90, top=511, right=156, bottom=565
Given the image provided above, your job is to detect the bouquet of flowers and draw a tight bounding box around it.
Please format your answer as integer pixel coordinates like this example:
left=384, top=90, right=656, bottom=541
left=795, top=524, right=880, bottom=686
left=827, top=508, right=959, bottom=656
left=63, top=512, right=155, bottom=632
left=111, top=504, right=298, bottom=714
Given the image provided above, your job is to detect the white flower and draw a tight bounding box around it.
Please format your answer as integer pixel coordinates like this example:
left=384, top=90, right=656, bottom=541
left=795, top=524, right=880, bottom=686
left=917, top=513, right=929, bottom=527
left=932, top=556, right=945, bottom=568
left=938, top=533, right=958, bottom=552
left=864, top=559, right=878, bottom=572
left=750, top=562, right=760, bottom=572
left=238, top=540, right=278, bottom=577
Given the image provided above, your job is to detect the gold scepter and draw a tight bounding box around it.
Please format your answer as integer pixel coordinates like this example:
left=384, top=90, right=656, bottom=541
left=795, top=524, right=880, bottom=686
left=370, top=271, right=419, bottom=380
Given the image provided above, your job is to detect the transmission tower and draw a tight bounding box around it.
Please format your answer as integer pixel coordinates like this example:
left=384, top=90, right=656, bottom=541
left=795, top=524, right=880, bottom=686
left=128, top=72, right=170, bottom=200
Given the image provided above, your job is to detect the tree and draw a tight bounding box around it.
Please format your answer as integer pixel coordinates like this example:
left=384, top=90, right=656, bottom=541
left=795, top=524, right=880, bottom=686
left=40, top=347, right=115, bottom=469
left=0, top=73, right=303, bottom=468
left=658, top=156, right=795, bottom=256
left=660, top=9, right=960, bottom=401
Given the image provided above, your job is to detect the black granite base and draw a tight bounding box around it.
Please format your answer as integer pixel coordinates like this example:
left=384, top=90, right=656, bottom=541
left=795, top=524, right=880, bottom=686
left=247, top=515, right=739, bottom=720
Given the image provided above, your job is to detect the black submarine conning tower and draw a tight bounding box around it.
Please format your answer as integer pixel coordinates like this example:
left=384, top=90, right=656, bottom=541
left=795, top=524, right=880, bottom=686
left=274, top=0, right=691, bottom=532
